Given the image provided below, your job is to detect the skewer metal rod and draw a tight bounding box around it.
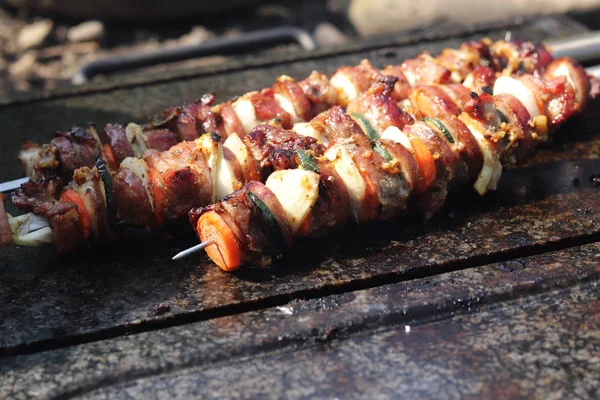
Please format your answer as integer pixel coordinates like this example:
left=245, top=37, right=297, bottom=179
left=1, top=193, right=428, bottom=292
left=586, top=65, right=600, bottom=80
left=172, top=240, right=214, bottom=260
left=0, top=177, right=30, bottom=193
left=547, top=31, right=600, bottom=63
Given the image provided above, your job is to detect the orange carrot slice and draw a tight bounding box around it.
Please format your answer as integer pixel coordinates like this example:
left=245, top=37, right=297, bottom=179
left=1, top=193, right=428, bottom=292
left=102, top=144, right=117, bottom=171
left=197, top=211, right=242, bottom=271
left=60, top=189, right=90, bottom=239
left=148, top=167, right=167, bottom=226
left=410, top=137, right=436, bottom=193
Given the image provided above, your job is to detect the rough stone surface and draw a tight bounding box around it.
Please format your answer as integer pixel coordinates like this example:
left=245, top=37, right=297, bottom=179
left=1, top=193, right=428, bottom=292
left=0, top=15, right=599, bottom=354
left=0, top=244, right=598, bottom=398
left=85, top=283, right=600, bottom=399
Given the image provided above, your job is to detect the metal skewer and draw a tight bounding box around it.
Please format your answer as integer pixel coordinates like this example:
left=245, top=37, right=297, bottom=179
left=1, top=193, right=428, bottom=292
left=0, top=177, right=31, bottom=193
left=172, top=240, right=214, bottom=260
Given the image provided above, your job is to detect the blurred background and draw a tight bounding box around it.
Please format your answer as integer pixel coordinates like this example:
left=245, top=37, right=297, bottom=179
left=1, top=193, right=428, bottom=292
left=2, top=0, right=600, bottom=96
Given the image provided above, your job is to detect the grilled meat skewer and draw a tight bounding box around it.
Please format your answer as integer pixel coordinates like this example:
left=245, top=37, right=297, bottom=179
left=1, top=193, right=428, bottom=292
left=7, top=56, right=594, bottom=254
left=17, top=38, right=555, bottom=184
left=185, top=58, right=596, bottom=270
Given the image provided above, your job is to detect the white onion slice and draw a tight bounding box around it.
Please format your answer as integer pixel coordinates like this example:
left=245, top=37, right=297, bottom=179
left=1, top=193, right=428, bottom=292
left=293, top=122, right=330, bottom=147
left=126, top=123, right=146, bottom=158
left=214, top=145, right=238, bottom=200
left=274, top=93, right=303, bottom=124
left=459, top=115, right=502, bottom=195
left=330, top=72, right=359, bottom=103
left=493, top=76, right=542, bottom=118
left=325, top=145, right=366, bottom=221
left=223, top=133, right=252, bottom=170
left=7, top=212, right=53, bottom=246
left=232, top=98, right=260, bottom=134
left=197, top=135, right=220, bottom=202
left=381, top=126, right=414, bottom=152
left=121, top=157, right=154, bottom=211
left=266, top=169, right=320, bottom=234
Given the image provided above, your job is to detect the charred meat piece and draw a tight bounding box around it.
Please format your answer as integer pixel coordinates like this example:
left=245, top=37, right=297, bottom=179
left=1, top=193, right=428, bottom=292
left=346, top=76, right=415, bottom=138
left=45, top=202, right=86, bottom=254
left=51, top=125, right=102, bottom=180
left=297, top=71, right=339, bottom=116
left=329, top=59, right=386, bottom=106
left=243, top=123, right=325, bottom=179
left=104, top=123, right=133, bottom=166
left=11, top=176, right=64, bottom=213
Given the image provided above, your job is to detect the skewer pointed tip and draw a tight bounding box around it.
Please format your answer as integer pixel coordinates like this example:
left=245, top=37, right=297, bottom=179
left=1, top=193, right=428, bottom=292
left=172, top=240, right=214, bottom=260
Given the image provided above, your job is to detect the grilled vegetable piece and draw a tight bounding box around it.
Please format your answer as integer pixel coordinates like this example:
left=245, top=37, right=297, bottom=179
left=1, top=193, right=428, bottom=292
left=494, top=76, right=542, bottom=118
left=197, top=211, right=242, bottom=271
left=248, top=192, right=286, bottom=251
left=18, top=142, right=43, bottom=177
left=330, top=59, right=384, bottom=106
left=461, top=119, right=502, bottom=195
left=265, top=169, right=320, bottom=234
left=223, top=132, right=260, bottom=182
left=350, top=112, right=378, bottom=141
left=408, top=85, right=462, bottom=119
left=380, top=126, right=420, bottom=190
left=7, top=212, right=53, bottom=246
left=296, top=149, right=320, bottom=173
left=96, top=156, right=116, bottom=224
left=424, top=117, right=455, bottom=144
left=293, top=122, right=330, bottom=147
left=273, top=75, right=313, bottom=122
left=544, top=57, right=591, bottom=108
left=215, top=145, right=245, bottom=200
left=324, top=144, right=367, bottom=222
left=72, top=166, right=113, bottom=241
left=408, top=136, right=437, bottom=194
left=59, top=189, right=90, bottom=240
left=101, top=144, right=117, bottom=171
left=232, top=97, right=262, bottom=134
